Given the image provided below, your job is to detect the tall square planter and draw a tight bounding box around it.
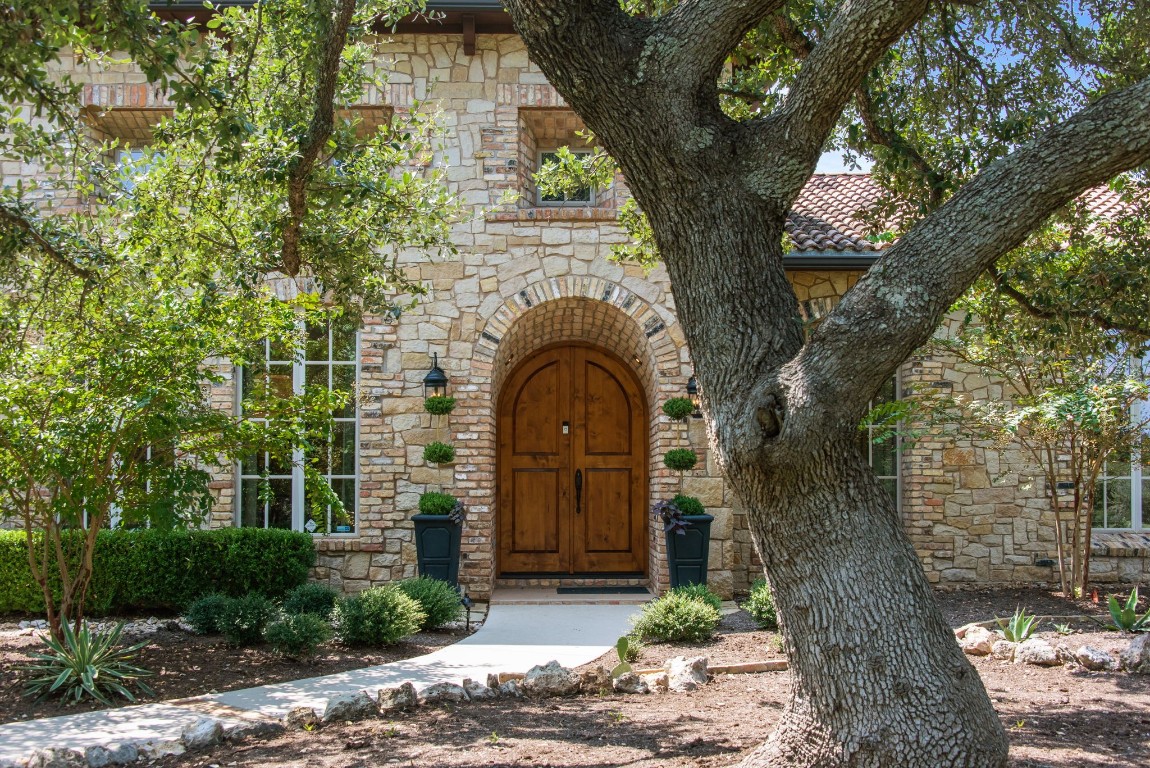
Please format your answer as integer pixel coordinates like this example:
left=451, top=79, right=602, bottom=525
left=665, top=514, right=713, bottom=588
left=412, top=514, right=462, bottom=587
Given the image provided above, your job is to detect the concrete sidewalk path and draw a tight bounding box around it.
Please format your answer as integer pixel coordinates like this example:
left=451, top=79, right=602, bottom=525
left=0, top=602, right=637, bottom=765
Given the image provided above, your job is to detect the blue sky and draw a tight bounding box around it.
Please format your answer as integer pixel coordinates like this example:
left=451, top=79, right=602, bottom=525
left=816, top=152, right=873, bottom=173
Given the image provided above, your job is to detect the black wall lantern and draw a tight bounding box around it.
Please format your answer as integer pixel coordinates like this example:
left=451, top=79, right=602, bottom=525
left=423, top=353, right=449, bottom=398
left=686, top=375, right=701, bottom=417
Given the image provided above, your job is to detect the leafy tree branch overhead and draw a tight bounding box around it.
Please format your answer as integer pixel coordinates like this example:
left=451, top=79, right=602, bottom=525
left=504, top=1, right=1150, bottom=765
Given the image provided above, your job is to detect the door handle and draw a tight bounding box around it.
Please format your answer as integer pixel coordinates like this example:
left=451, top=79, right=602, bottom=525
left=574, top=469, right=582, bottom=515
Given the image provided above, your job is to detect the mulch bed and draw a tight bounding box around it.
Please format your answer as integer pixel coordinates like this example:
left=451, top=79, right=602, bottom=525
left=0, top=619, right=473, bottom=725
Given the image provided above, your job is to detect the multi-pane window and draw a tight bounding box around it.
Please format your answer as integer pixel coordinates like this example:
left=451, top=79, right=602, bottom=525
left=859, top=376, right=900, bottom=504
left=236, top=322, right=358, bottom=534
left=537, top=150, right=593, bottom=205
left=1093, top=430, right=1148, bottom=532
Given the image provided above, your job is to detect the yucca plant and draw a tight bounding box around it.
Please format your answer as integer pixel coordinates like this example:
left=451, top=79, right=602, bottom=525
left=22, top=622, right=155, bottom=705
left=995, top=607, right=1038, bottom=642
left=1106, top=587, right=1150, bottom=632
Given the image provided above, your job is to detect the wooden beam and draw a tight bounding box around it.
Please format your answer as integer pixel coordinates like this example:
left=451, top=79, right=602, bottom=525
left=462, top=14, right=477, bottom=56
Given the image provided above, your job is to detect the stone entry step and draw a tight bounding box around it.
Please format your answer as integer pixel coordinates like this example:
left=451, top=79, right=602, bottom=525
left=491, top=586, right=652, bottom=605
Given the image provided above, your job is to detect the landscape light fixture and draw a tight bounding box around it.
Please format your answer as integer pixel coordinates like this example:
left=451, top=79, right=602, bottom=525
left=423, top=353, right=449, bottom=398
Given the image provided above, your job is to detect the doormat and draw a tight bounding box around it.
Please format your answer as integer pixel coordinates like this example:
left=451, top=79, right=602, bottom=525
left=556, top=586, right=650, bottom=595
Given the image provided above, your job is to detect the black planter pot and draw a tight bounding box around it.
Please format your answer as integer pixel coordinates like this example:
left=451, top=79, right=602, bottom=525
left=412, top=514, right=462, bottom=586
left=665, top=514, right=713, bottom=588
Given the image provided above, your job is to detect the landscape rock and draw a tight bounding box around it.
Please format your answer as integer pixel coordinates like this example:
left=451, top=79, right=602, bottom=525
left=1015, top=638, right=1061, bottom=667
left=322, top=691, right=378, bottom=724
left=181, top=717, right=223, bottom=750
left=991, top=640, right=1017, bottom=661
left=419, top=682, right=468, bottom=705
left=221, top=719, right=284, bottom=741
left=522, top=660, right=580, bottom=697
left=283, top=706, right=320, bottom=730
left=24, top=749, right=84, bottom=768
left=612, top=672, right=649, bottom=694
left=83, top=747, right=113, bottom=768
left=958, top=626, right=996, bottom=656
left=641, top=671, right=669, bottom=693
left=578, top=665, right=611, bottom=693
left=137, top=739, right=185, bottom=759
left=462, top=677, right=498, bottom=700
left=666, top=656, right=709, bottom=692
left=486, top=673, right=501, bottom=690
left=378, top=682, right=419, bottom=713
left=1119, top=634, right=1150, bottom=673
left=1074, top=645, right=1114, bottom=671
left=498, top=679, right=523, bottom=698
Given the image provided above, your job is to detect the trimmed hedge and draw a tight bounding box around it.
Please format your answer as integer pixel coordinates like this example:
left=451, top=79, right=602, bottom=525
left=0, top=528, right=315, bottom=615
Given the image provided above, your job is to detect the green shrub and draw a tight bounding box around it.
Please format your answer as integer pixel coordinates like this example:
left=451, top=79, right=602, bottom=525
left=184, top=593, right=232, bottom=635
left=670, top=583, right=722, bottom=611
left=0, top=528, right=314, bottom=616
left=264, top=613, right=333, bottom=659
left=662, top=397, right=695, bottom=421
left=22, top=622, right=153, bottom=705
left=418, top=491, right=457, bottom=516
left=396, top=576, right=463, bottom=630
left=332, top=586, right=426, bottom=646
left=422, top=441, right=456, bottom=464
left=663, top=448, right=698, bottom=472
left=743, top=579, right=778, bottom=630
left=423, top=395, right=457, bottom=416
left=671, top=494, right=705, bottom=517
left=217, top=593, right=278, bottom=646
left=282, top=583, right=339, bottom=620
left=631, top=591, right=721, bottom=643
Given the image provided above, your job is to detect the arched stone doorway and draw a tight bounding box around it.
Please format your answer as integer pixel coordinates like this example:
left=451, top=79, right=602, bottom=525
left=497, top=342, right=648, bottom=576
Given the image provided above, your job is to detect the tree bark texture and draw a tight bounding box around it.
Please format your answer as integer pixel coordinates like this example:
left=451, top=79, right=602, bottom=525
left=503, top=2, right=1150, bottom=765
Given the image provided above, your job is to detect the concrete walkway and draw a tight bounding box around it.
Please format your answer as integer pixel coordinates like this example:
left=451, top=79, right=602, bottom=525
left=0, top=601, right=638, bottom=764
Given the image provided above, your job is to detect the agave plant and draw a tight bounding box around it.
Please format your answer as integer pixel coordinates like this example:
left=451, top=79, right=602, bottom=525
left=1106, top=587, right=1150, bottom=632
left=22, top=622, right=155, bottom=705
left=995, top=607, right=1039, bottom=642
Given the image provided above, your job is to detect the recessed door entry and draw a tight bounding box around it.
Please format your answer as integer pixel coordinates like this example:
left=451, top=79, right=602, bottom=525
left=497, top=345, right=648, bottom=575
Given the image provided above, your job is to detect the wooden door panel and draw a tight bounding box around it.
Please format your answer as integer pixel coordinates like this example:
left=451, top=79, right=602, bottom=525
left=499, top=344, right=646, bottom=576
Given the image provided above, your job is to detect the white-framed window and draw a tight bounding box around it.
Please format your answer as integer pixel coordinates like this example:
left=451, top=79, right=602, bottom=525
left=115, top=147, right=155, bottom=192
left=860, top=375, right=901, bottom=506
left=236, top=321, right=359, bottom=535
left=537, top=150, right=594, bottom=205
left=1093, top=405, right=1148, bottom=531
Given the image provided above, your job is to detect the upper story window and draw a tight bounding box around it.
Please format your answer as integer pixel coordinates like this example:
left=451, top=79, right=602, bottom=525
left=536, top=150, right=594, bottom=205
left=236, top=321, right=359, bottom=535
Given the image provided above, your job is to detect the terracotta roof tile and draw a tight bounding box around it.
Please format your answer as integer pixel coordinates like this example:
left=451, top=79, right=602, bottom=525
left=788, top=174, right=1132, bottom=254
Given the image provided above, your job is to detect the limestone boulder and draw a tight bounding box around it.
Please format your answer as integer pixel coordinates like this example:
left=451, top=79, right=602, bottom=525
left=24, top=749, right=84, bottom=768
left=419, top=682, right=468, bottom=705
left=666, top=656, right=709, bottom=692
left=612, top=672, right=649, bottom=694
left=322, top=691, right=378, bottom=724
left=522, top=660, right=580, bottom=697
left=1015, top=638, right=1061, bottom=667
left=991, top=640, right=1017, bottom=661
left=1119, top=634, right=1150, bottom=673
left=463, top=678, right=498, bottom=700
left=1074, top=645, right=1114, bottom=671
left=641, top=671, right=669, bottom=693
left=578, top=665, right=611, bottom=694
left=284, top=706, right=320, bottom=730
left=498, top=679, right=524, bottom=697
left=957, top=625, right=995, bottom=656
left=181, top=717, right=223, bottom=750
left=378, top=682, right=418, bottom=713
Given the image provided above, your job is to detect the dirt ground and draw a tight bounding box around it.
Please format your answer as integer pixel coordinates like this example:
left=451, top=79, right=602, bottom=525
left=4, top=588, right=1150, bottom=767
left=0, top=620, right=473, bottom=725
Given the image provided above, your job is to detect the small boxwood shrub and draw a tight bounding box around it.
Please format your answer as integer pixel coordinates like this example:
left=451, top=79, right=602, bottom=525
left=396, top=576, right=463, bottom=630
left=631, top=591, right=721, bottom=643
left=663, top=448, right=698, bottom=472
left=422, top=441, right=456, bottom=464
left=184, top=593, right=231, bottom=635
left=662, top=397, right=695, bottom=421
left=264, top=613, right=333, bottom=659
left=332, top=586, right=426, bottom=646
left=0, top=528, right=314, bottom=615
left=418, top=491, right=457, bottom=516
left=423, top=395, right=457, bottom=416
left=670, top=583, right=722, bottom=611
left=743, top=579, right=778, bottom=630
left=282, top=583, right=340, bottom=620
left=671, top=494, right=705, bottom=517
left=217, top=594, right=278, bottom=646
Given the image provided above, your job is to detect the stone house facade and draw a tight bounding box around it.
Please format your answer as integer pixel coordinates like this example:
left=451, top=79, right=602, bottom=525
left=15, top=4, right=1149, bottom=599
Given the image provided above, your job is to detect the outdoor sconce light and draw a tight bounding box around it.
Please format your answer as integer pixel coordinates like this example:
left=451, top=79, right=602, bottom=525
left=687, top=375, right=702, bottom=418
left=423, top=353, right=449, bottom=398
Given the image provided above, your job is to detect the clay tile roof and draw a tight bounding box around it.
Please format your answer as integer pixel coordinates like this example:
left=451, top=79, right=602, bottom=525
left=787, top=174, right=886, bottom=253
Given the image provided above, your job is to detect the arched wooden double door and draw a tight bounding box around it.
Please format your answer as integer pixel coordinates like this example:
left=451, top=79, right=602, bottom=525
left=498, top=344, right=648, bottom=575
